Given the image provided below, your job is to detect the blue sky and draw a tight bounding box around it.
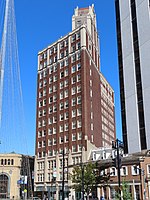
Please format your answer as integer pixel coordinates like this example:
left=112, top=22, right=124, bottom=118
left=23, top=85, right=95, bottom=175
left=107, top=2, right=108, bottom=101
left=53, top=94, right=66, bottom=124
left=13, top=0, right=122, bottom=155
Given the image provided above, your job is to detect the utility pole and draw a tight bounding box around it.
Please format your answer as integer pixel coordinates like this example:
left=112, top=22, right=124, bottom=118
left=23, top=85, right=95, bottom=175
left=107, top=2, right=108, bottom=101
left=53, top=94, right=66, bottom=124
left=81, top=164, right=84, bottom=200
left=112, top=139, right=124, bottom=200
left=62, top=149, right=65, bottom=200
left=116, top=139, right=121, bottom=199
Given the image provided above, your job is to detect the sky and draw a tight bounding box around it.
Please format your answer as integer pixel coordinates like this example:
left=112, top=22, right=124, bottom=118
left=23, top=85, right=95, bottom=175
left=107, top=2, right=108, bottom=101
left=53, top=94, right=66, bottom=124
left=11, top=0, right=122, bottom=155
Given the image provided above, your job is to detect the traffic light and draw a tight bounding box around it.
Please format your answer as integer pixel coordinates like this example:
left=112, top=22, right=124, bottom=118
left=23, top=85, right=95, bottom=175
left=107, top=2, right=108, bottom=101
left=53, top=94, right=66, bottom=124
left=112, top=155, right=122, bottom=169
left=112, top=157, right=117, bottom=168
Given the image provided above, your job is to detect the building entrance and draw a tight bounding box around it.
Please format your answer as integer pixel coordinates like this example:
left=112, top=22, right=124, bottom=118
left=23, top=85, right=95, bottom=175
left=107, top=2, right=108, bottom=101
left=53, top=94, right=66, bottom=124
left=0, top=174, right=9, bottom=198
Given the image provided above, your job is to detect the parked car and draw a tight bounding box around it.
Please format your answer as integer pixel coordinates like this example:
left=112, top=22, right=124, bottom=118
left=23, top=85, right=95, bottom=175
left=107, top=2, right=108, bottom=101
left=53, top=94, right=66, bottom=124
left=32, top=197, right=41, bottom=200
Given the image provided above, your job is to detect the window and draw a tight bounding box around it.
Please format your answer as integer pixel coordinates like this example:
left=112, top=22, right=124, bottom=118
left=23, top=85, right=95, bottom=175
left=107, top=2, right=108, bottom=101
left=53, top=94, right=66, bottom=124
left=50, top=48, right=53, bottom=55
left=64, top=90, right=68, bottom=98
left=43, top=89, right=46, bottom=96
left=121, top=166, right=128, bottom=176
left=65, top=112, right=69, bottom=119
left=53, top=85, right=57, bottom=92
left=39, top=82, right=43, bottom=88
left=38, top=141, right=42, bottom=148
left=53, top=75, right=57, bottom=82
left=54, top=56, right=57, bottom=62
left=76, top=32, right=80, bottom=39
left=53, top=138, right=56, bottom=145
left=110, top=167, right=116, bottom=176
left=65, top=100, right=69, bottom=109
left=77, top=120, right=82, bottom=128
left=72, top=110, right=76, bottom=118
left=48, top=139, right=52, bottom=146
left=147, top=165, right=150, bottom=174
left=72, top=45, right=76, bottom=52
left=54, top=46, right=57, bottom=53
left=77, top=42, right=80, bottom=49
left=72, top=121, right=76, bottom=129
left=53, top=127, right=56, bottom=134
left=72, top=98, right=76, bottom=106
left=60, top=113, right=64, bottom=121
left=38, top=131, right=42, bottom=137
left=49, top=58, right=53, bottom=65
left=60, top=71, right=64, bottom=78
left=72, top=34, right=76, bottom=42
left=77, top=85, right=81, bottom=93
left=65, top=39, right=68, bottom=46
left=77, top=63, right=81, bottom=70
left=78, top=132, right=82, bottom=140
left=53, top=105, right=57, bottom=113
left=65, top=59, right=68, bottom=66
left=39, top=72, right=43, bottom=79
left=39, top=110, right=42, bottom=117
left=42, top=120, right=46, bottom=126
left=49, top=66, right=53, bottom=74
left=60, top=52, right=64, bottom=59
left=60, top=125, right=63, bottom=133
left=77, top=74, right=81, bottom=82
left=49, top=76, right=53, bottom=84
left=49, top=87, right=53, bottom=94
left=72, top=87, right=76, bottom=95
left=78, top=145, right=82, bottom=152
left=65, top=49, right=68, bottom=56
left=65, top=135, right=69, bottom=142
left=64, top=80, right=68, bottom=87
left=91, top=123, right=94, bottom=130
left=60, top=137, right=64, bottom=143
left=65, top=69, right=68, bottom=77
left=72, top=145, right=76, bottom=153
left=54, top=65, right=57, bottom=72
left=48, top=128, right=52, bottom=135
left=53, top=116, right=57, bottom=123
left=71, top=54, right=76, bottom=63
left=65, top=123, right=68, bottom=131
left=77, top=96, right=81, bottom=104
left=49, top=106, right=52, bottom=114
left=60, top=102, right=64, bottom=110
left=60, top=61, right=64, bottom=68
left=43, top=109, right=46, bottom=116
left=60, top=82, right=64, bottom=89
left=60, top=42, right=64, bottom=49
left=72, top=66, right=76, bottom=73
left=43, top=79, right=47, bottom=86
left=53, top=95, right=57, bottom=102
left=72, top=76, right=76, bottom=84
left=132, top=165, right=139, bottom=175
left=77, top=52, right=81, bottom=60
left=72, top=134, right=76, bottom=141
left=60, top=92, right=64, bottom=100
left=49, top=118, right=52, bottom=125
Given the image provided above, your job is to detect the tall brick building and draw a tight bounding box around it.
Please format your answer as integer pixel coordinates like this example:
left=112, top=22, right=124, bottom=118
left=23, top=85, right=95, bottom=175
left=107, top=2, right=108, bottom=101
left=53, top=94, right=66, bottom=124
left=34, top=5, right=116, bottom=199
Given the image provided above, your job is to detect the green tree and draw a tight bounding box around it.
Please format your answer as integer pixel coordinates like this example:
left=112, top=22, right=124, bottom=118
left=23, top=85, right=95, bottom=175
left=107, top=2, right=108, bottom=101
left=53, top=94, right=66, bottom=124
left=115, top=180, right=132, bottom=200
left=70, top=162, right=111, bottom=199
left=70, top=162, right=96, bottom=199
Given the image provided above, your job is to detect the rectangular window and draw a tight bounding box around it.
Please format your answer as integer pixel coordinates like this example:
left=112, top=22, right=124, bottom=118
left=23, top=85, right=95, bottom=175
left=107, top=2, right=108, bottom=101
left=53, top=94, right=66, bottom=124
left=77, top=74, right=81, bottom=82
left=77, top=85, right=81, bottom=93
left=72, top=76, right=76, bottom=84
left=72, top=87, right=76, bottom=95
left=64, top=90, right=68, bottom=98
left=78, top=132, right=82, bottom=140
left=65, top=100, right=69, bottom=109
left=72, top=66, right=76, bottom=73
left=72, top=121, right=76, bottom=129
left=65, top=123, right=68, bottom=131
left=65, top=69, right=68, bottom=77
left=77, top=63, right=81, bottom=71
left=72, top=134, right=76, bottom=141
left=60, top=102, right=64, bottom=110
left=72, top=110, right=76, bottom=118
left=64, top=80, right=69, bottom=87
left=77, top=96, right=81, bottom=104
left=60, top=61, right=64, bottom=68
left=60, top=71, right=64, bottom=78
left=72, top=98, right=76, bottom=106
left=71, top=54, right=76, bottom=63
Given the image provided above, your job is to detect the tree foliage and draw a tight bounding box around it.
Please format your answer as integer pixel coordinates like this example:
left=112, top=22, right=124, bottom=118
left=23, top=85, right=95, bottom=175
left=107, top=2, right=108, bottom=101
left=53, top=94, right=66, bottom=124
left=115, top=180, right=132, bottom=200
left=70, top=162, right=111, bottom=197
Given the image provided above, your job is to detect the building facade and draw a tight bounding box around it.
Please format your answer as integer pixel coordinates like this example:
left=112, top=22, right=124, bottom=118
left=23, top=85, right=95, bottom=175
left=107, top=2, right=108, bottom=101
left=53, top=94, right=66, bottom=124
left=0, top=153, right=34, bottom=199
left=34, top=5, right=116, bottom=200
left=115, top=0, right=150, bottom=153
left=91, top=148, right=150, bottom=200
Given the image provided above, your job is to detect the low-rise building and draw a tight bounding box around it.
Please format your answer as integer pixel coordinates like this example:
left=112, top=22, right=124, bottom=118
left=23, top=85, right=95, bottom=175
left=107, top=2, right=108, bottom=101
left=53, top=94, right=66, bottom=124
left=0, top=153, right=34, bottom=199
left=91, top=148, right=150, bottom=200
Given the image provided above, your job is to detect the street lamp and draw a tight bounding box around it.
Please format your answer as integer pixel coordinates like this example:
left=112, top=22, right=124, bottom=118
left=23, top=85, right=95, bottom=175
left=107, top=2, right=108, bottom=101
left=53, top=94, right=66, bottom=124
left=112, top=139, right=124, bottom=200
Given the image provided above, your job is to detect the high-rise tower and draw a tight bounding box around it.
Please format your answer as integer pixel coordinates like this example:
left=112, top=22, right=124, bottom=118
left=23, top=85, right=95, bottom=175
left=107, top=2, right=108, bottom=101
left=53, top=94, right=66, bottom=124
left=34, top=5, right=116, bottom=199
left=115, top=0, right=150, bottom=153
